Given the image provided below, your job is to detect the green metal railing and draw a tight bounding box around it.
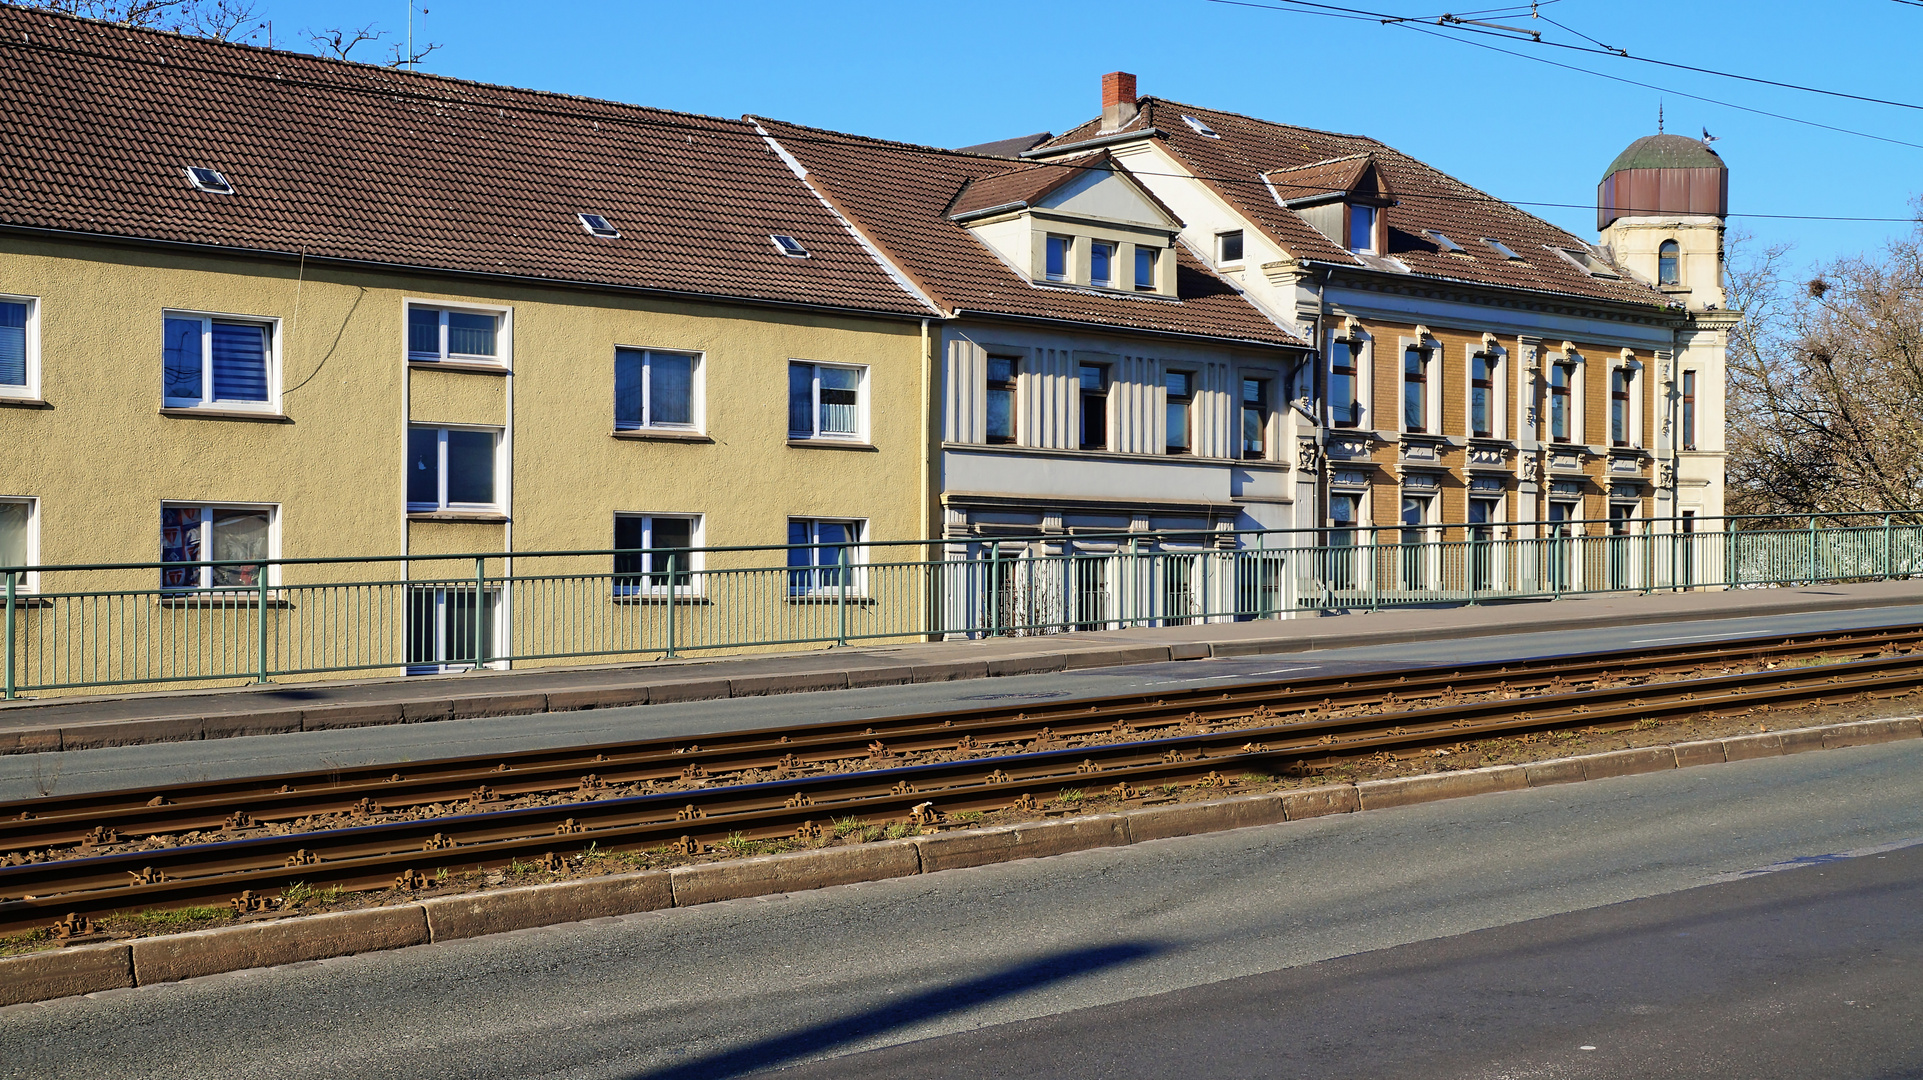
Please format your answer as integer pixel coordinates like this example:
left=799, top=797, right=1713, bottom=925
left=3, top=512, right=1920, bottom=698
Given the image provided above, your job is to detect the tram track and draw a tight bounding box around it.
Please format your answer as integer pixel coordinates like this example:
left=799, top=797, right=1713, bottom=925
left=2, top=622, right=1920, bottom=935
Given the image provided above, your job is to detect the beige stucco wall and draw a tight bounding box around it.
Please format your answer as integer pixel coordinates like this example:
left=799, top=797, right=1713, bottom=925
left=0, top=235, right=927, bottom=689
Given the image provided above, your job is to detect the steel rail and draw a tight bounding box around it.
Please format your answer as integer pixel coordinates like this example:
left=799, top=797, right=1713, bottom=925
left=2, top=644, right=1919, bottom=935
left=3, top=623, right=1916, bottom=853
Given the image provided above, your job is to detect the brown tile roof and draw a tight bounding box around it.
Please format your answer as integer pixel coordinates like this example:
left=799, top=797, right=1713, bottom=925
left=751, top=118, right=1306, bottom=349
left=1044, top=99, right=1678, bottom=310
left=952, top=132, right=1054, bottom=159
left=947, top=158, right=1089, bottom=220
left=1265, top=154, right=1392, bottom=205
left=0, top=7, right=932, bottom=316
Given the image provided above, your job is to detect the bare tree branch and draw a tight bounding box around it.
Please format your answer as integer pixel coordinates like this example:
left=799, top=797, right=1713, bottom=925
left=303, top=23, right=384, bottom=61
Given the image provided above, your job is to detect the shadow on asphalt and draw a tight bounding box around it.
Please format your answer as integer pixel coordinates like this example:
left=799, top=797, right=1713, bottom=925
left=625, top=941, right=1163, bottom=1080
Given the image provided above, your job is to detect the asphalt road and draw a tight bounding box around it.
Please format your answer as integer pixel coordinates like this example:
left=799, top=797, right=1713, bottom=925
left=4, top=735, right=1920, bottom=1079
left=5, top=601, right=1923, bottom=802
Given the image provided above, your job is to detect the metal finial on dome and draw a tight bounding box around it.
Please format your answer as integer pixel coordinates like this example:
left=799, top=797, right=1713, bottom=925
left=1658, top=102, right=1663, bottom=134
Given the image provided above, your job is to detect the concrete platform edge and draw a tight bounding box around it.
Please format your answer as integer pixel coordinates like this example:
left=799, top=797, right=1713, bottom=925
left=4, top=713, right=1916, bottom=1009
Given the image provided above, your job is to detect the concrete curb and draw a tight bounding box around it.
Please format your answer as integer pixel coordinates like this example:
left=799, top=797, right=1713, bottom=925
left=6, top=585, right=1922, bottom=755
left=4, top=713, right=1919, bottom=1008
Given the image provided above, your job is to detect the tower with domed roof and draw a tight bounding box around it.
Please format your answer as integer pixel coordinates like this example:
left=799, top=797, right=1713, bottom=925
left=1598, top=128, right=1733, bottom=526
left=1598, top=132, right=1728, bottom=309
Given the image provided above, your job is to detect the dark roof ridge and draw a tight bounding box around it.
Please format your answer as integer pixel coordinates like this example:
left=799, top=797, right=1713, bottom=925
left=746, top=113, right=1074, bottom=164
left=1138, top=96, right=1384, bottom=148
left=0, top=4, right=753, bottom=130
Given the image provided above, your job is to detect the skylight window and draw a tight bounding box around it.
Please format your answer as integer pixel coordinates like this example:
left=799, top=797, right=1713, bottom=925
left=1552, top=246, right=1622, bottom=279
left=1424, top=229, right=1465, bottom=254
left=183, top=167, right=233, bottom=195
left=577, top=213, right=620, bottom=238
left=771, top=234, right=811, bottom=259
left=1180, top=115, right=1221, bottom=138
left=1481, top=237, right=1522, bottom=261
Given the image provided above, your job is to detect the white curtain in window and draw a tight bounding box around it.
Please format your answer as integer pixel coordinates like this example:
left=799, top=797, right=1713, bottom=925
left=0, top=502, right=26, bottom=568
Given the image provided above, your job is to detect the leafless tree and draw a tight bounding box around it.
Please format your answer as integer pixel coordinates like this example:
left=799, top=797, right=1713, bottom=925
left=1724, top=213, right=1923, bottom=516
left=303, top=23, right=384, bottom=61
left=385, top=37, right=441, bottom=70
left=25, top=0, right=193, bottom=26
left=174, top=0, right=264, bottom=42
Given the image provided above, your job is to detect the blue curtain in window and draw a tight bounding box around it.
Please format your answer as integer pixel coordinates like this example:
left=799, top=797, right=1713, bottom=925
left=614, top=348, right=643, bottom=430
left=788, top=363, right=813, bottom=435
left=0, top=302, right=25, bottom=386
left=163, top=317, right=203, bottom=402
left=211, top=322, right=268, bottom=402
left=408, top=308, right=441, bottom=356
left=651, top=353, right=694, bottom=425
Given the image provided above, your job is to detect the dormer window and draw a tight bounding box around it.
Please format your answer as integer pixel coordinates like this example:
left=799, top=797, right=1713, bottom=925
left=1347, top=205, right=1377, bottom=253
left=1217, top=230, right=1244, bottom=265
left=184, top=167, right=233, bottom=195
left=1045, top=235, right=1072, bottom=281
left=1090, top=241, right=1115, bottom=287
left=1134, top=246, right=1158, bottom=290
left=1658, top=239, right=1681, bottom=285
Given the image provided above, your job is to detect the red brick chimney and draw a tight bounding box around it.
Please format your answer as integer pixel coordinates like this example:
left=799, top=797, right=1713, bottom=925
left=1102, top=71, right=1138, bottom=131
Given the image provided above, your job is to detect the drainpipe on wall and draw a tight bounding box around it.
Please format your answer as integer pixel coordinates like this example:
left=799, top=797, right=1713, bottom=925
left=1312, top=269, right=1331, bottom=537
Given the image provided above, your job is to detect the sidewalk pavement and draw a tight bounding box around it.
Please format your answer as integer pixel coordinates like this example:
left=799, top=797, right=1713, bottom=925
left=3, top=583, right=1920, bottom=756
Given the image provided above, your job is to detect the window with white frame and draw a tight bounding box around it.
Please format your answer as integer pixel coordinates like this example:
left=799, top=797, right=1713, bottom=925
left=1548, top=360, right=1576, bottom=443
left=163, top=311, right=277, bottom=411
left=1045, top=235, right=1072, bottom=282
left=1090, top=241, right=1116, bottom=288
left=1133, top=246, right=1158, bottom=290
left=787, top=518, right=864, bottom=595
left=1469, top=351, right=1499, bottom=438
left=1681, top=369, right=1698, bottom=450
left=1330, top=337, right=1364, bottom=429
left=407, top=585, right=501, bottom=673
left=1347, top=205, right=1378, bottom=254
left=1401, top=346, right=1432, bottom=434
left=1217, top=230, right=1245, bottom=265
left=615, top=348, right=699, bottom=431
left=160, top=504, right=273, bottom=591
left=407, top=426, right=503, bottom=512
left=0, top=497, right=35, bottom=591
left=614, top=513, right=702, bottom=595
left=0, top=296, right=38, bottom=399
left=407, top=304, right=505, bottom=365
left=788, top=362, right=865, bottom=440
left=1610, top=360, right=1642, bottom=447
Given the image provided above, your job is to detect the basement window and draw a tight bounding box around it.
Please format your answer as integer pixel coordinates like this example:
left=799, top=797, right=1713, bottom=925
left=1180, top=115, right=1221, bottom=138
left=577, top=213, right=620, bottom=238
left=183, top=167, right=234, bottom=195
left=771, top=234, right=811, bottom=258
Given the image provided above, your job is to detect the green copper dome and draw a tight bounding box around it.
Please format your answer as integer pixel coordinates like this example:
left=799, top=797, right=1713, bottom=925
left=1600, top=134, right=1726, bottom=181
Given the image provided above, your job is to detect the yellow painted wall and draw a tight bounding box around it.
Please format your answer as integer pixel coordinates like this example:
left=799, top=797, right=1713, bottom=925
left=0, top=236, right=927, bottom=688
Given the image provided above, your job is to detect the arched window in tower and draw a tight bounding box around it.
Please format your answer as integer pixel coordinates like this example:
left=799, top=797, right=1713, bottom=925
left=1658, top=240, right=1681, bottom=285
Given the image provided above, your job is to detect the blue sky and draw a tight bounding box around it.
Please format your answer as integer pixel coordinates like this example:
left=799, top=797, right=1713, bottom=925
left=250, top=0, right=1920, bottom=271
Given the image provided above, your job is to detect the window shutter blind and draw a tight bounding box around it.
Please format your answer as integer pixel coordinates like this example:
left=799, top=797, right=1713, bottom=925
left=210, top=322, right=269, bottom=402
left=0, top=303, right=25, bottom=386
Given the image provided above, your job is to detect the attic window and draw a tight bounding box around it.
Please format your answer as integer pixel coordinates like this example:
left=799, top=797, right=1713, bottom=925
left=1551, top=246, right=1621, bottom=280
left=1180, top=115, right=1221, bottom=139
left=577, top=213, right=620, bottom=238
left=771, top=235, right=811, bottom=259
left=183, top=167, right=233, bottom=195
left=1481, top=238, right=1522, bottom=261
left=1424, top=230, right=1465, bottom=254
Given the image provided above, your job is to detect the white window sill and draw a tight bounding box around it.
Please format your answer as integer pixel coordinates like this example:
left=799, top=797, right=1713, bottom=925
left=159, top=406, right=290, bottom=422
left=612, top=429, right=713, bottom=444
left=788, top=438, right=877, bottom=452
left=408, top=359, right=510, bottom=375
left=407, top=510, right=511, bottom=523
left=156, top=593, right=292, bottom=608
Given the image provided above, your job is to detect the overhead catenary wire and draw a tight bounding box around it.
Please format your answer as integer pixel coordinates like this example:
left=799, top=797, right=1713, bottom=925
left=1214, top=0, right=1923, bottom=113
left=1208, top=0, right=1923, bottom=154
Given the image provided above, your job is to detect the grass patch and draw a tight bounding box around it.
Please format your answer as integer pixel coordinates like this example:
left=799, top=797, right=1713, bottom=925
left=281, top=882, right=345, bottom=907
left=1240, top=772, right=1272, bottom=784
left=833, top=817, right=881, bottom=842
left=114, top=905, right=229, bottom=931
left=951, top=810, right=984, bottom=824
left=0, top=926, right=53, bottom=958
left=1056, top=788, right=1085, bottom=806
left=719, top=832, right=766, bottom=857
left=883, top=822, right=917, bottom=840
